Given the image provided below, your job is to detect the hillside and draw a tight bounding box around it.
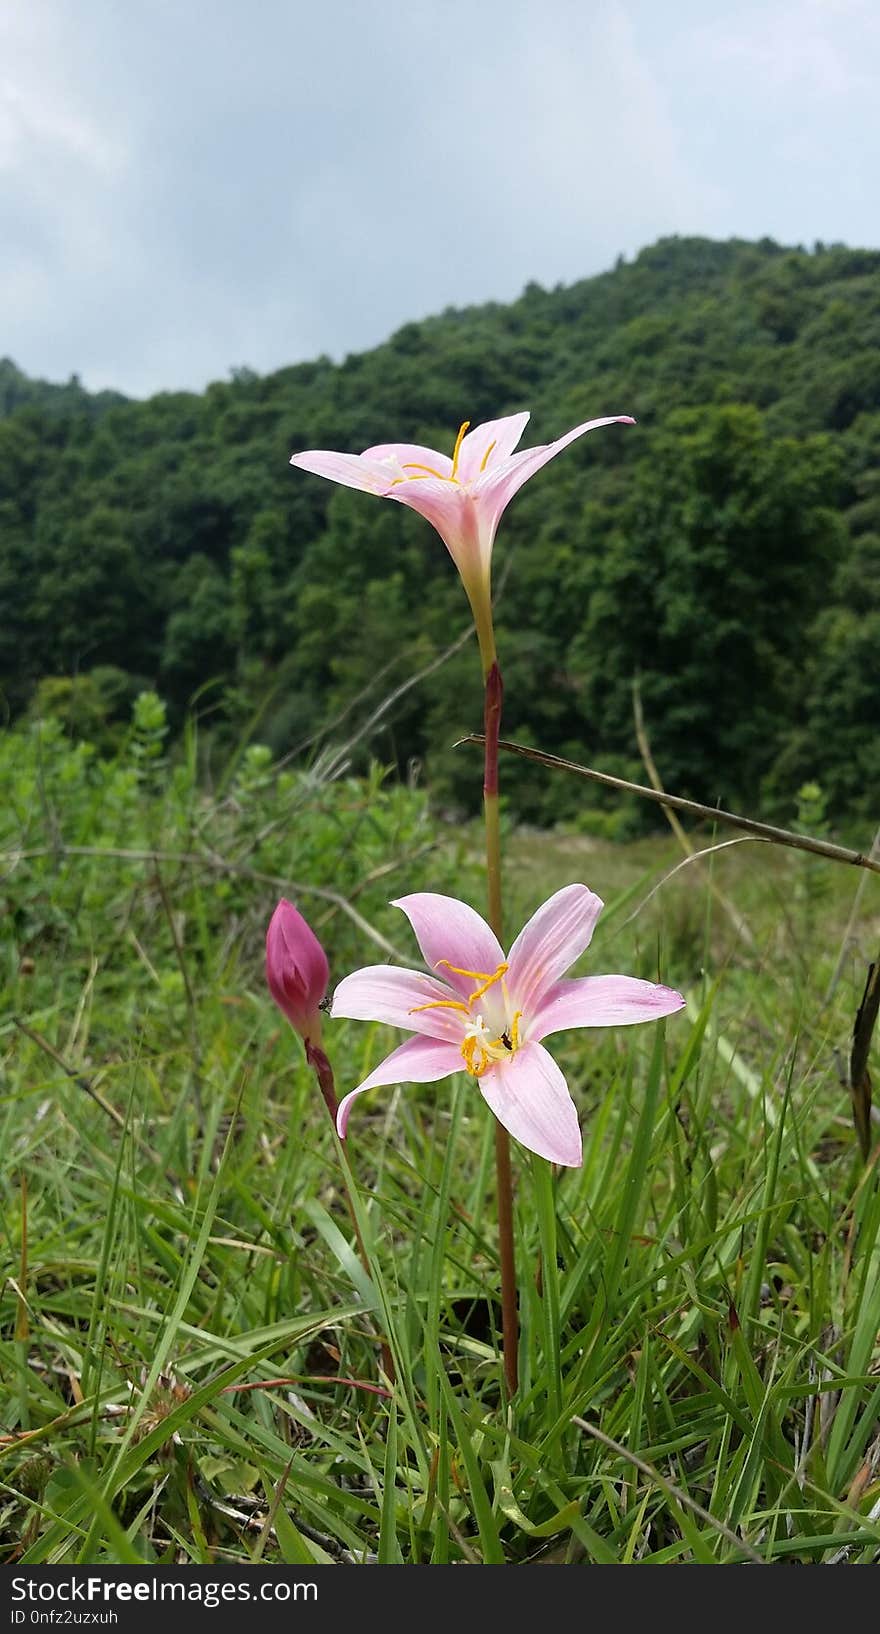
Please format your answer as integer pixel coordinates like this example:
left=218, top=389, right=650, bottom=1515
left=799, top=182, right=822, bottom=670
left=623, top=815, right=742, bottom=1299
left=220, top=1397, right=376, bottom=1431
left=2, top=234, right=879, bottom=824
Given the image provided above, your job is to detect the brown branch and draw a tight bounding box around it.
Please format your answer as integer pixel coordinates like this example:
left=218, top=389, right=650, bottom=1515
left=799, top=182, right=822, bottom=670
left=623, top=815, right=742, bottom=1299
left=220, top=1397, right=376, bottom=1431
left=850, top=958, right=880, bottom=1164
left=458, top=735, right=880, bottom=878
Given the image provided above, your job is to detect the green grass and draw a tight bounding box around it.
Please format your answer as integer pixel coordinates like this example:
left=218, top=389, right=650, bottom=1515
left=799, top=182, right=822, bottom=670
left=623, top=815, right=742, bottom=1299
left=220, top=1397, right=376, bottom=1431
left=2, top=708, right=880, bottom=1564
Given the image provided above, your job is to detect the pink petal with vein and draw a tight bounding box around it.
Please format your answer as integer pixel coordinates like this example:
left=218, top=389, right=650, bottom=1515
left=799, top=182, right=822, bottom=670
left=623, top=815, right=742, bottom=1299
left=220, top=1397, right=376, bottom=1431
left=289, top=449, right=390, bottom=493
left=381, top=473, right=465, bottom=522
left=479, top=1042, right=582, bottom=1167
left=362, top=441, right=454, bottom=479
left=456, top=412, right=531, bottom=483
left=385, top=483, right=487, bottom=589
left=392, top=893, right=505, bottom=1000
left=531, top=975, right=686, bottom=1043
left=472, top=414, right=635, bottom=529
left=336, top=1035, right=464, bottom=1137
left=331, top=964, right=468, bottom=1041
left=506, top=885, right=604, bottom=1019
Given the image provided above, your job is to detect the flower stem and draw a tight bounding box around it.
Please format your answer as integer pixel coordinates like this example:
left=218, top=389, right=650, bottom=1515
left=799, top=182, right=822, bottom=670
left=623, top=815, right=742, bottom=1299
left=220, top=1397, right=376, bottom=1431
left=305, top=1040, right=339, bottom=1122
left=482, top=654, right=519, bottom=1397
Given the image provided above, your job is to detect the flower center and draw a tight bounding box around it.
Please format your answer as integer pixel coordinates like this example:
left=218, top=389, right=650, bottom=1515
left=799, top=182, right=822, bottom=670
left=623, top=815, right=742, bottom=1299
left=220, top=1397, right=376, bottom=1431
left=409, top=959, right=523, bottom=1079
left=389, top=419, right=497, bottom=490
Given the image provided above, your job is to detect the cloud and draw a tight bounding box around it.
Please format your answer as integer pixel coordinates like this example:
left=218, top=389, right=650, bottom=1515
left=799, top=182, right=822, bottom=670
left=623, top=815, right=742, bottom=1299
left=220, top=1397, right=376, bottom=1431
left=0, top=0, right=877, bottom=396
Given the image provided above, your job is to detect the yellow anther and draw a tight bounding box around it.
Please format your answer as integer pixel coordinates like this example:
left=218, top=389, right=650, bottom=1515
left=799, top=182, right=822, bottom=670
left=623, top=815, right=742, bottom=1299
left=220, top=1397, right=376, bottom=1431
left=450, top=420, right=470, bottom=481
left=462, top=1034, right=491, bottom=1078
left=479, top=439, right=497, bottom=473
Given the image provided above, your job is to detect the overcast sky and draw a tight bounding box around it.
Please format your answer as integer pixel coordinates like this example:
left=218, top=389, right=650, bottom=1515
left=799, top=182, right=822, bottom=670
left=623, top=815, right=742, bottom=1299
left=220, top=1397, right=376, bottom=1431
left=2, top=0, right=878, bottom=398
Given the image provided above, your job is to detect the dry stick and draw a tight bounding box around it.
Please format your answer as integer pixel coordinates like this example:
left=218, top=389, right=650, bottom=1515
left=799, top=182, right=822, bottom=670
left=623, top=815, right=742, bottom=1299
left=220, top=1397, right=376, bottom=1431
left=459, top=736, right=880, bottom=878
left=279, top=653, right=402, bottom=767
left=234, top=602, right=502, bottom=864
left=571, top=1416, right=765, bottom=1565
left=850, top=959, right=880, bottom=1164
left=618, top=835, right=768, bottom=933
left=319, top=555, right=515, bottom=789
left=632, top=680, right=756, bottom=948
left=320, top=618, right=477, bottom=784
left=13, top=1019, right=131, bottom=1131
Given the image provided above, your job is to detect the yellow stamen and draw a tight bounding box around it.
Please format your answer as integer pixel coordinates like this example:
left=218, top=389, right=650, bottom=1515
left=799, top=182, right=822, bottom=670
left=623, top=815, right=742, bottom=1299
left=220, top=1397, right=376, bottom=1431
left=468, top=966, right=510, bottom=1005
left=435, top=961, right=495, bottom=981
left=479, top=439, right=497, bottom=473
left=435, top=959, right=509, bottom=1006
left=509, top=1010, right=522, bottom=1049
left=409, top=997, right=470, bottom=1016
left=462, top=1034, right=491, bottom=1078
left=402, top=461, right=452, bottom=480
left=450, top=420, right=470, bottom=481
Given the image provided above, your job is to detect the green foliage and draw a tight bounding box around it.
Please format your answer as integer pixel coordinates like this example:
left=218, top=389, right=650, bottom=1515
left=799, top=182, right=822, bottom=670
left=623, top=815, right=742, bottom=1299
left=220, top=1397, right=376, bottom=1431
left=2, top=707, right=879, bottom=1562
left=1, top=235, right=878, bottom=819
left=0, top=701, right=458, bottom=1001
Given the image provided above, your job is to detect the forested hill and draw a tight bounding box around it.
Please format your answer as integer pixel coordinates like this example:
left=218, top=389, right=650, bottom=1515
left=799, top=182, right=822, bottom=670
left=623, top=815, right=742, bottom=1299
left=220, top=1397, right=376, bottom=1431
left=2, top=235, right=879, bottom=825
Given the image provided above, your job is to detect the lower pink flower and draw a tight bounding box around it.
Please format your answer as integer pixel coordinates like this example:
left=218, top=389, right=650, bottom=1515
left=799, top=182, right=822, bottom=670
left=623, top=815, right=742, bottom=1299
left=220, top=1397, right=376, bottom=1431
left=331, top=885, right=685, bottom=1167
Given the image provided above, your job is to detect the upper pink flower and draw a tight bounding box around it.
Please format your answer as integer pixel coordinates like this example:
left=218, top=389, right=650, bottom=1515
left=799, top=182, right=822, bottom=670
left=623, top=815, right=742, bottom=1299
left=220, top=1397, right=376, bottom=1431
left=266, top=898, right=330, bottom=1047
left=330, top=885, right=684, bottom=1167
left=290, top=411, right=633, bottom=661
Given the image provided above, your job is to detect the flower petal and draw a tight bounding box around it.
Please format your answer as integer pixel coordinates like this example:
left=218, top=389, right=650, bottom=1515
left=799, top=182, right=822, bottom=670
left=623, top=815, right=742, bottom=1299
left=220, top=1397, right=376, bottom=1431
left=362, top=441, right=454, bottom=479
left=384, top=482, right=490, bottom=598
left=336, top=1035, right=463, bottom=1137
left=479, top=1042, right=582, bottom=1167
left=530, top=976, right=686, bottom=1043
left=472, top=414, right=635, bottom=531
left=456, top=412, right=531, bottom=484
left=506, top=885, right=604, bottom=1019
left=392, top=893, right=505, bottom=1000
left=289, top=448, right=393, bottom=493
left=331, top=964, right=468, bottom=1041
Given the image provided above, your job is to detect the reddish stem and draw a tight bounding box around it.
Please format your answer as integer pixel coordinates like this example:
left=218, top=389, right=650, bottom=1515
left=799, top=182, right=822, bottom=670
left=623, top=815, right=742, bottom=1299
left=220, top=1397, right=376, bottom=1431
left=305, top=1040, right=338, bottom=1121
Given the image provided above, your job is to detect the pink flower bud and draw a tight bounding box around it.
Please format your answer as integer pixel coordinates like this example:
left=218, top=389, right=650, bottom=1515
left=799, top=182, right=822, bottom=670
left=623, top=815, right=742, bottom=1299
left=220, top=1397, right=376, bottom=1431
left=265, top=898, right=329, bottom=1046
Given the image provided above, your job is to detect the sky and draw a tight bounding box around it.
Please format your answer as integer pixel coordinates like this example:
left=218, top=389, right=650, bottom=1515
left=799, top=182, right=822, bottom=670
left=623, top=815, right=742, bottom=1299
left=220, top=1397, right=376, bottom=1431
left=2, top=0, right=878, bottom=398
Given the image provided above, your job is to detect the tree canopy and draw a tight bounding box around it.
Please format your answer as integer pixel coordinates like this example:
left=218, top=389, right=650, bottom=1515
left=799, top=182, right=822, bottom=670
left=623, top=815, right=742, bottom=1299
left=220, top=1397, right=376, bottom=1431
left=2, top=234, right=878, bottom=826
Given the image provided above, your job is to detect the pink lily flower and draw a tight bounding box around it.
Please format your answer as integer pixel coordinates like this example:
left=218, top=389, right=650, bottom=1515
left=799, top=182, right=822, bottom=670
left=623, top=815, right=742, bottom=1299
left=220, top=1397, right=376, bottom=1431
left=290, top=411, right=633, bottom=662
left=266, top=898, right=329, bottom=1048
left=331, top=885, right=684, bottom=1167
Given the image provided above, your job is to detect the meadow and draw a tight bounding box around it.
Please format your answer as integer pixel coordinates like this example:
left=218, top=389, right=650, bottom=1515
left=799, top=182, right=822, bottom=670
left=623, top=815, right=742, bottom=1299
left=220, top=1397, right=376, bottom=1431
left=2, top=697, right=879, bottom=1565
